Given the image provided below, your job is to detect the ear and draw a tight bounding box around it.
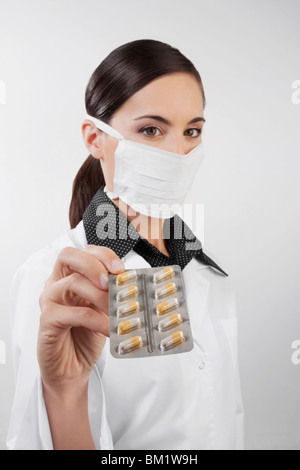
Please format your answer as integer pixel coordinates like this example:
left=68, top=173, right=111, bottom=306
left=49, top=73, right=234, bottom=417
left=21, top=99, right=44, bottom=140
left=81, top=119, right=104, bottom=160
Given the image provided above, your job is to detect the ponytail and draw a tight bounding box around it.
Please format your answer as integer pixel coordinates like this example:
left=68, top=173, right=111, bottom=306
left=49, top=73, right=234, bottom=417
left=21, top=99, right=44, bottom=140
left=69, top=155, right=105, bottom=229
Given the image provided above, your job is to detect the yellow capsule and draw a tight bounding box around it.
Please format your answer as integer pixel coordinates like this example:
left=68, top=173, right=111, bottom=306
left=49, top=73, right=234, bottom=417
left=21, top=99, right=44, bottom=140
left=118, top=335, right=143, bottom=355
left=116, top=270, right=137, bottom=286
left=153, top=266, right=174, bottom=284
left=155, top=281, right=177, bottom=300
left=156, top=298, right=180, bottom=316
left=159, top=330, right=185, bottom=351
left=116, top=285, right=138, bottom=302
left=158, top=313, right=182, bottom=332
left=117, top=300, right=140, bottom=318
left=118, top=317, right=141, bottom=335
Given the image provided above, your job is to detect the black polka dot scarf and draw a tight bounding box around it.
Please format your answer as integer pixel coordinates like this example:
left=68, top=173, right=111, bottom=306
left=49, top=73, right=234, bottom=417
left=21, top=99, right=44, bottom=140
left=82, top=186, right=228, bottom=276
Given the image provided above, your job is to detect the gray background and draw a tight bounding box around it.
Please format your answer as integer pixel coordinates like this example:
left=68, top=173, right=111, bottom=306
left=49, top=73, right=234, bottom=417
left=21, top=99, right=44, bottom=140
left=0, top=0, right=300, bottom=450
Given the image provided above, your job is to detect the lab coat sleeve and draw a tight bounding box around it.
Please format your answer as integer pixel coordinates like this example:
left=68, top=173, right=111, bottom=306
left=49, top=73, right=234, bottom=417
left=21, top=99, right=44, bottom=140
left=6, top=255, right=113, bottom=450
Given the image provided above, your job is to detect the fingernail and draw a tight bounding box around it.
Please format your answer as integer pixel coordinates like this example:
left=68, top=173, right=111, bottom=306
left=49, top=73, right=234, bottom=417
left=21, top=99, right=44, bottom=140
left=111, top=259, right=124, bottom=272
left=100, top=273, right=109, bottom=289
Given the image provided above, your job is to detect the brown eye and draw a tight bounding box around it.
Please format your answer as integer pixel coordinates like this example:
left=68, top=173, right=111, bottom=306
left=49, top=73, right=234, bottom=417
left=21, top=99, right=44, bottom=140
left=185, top=128, right=202, bottom=138
left=141, top=126, right=161, bottom=137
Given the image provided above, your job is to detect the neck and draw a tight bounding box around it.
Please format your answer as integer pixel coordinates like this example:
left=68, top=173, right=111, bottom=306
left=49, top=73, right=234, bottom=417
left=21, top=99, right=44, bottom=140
left=112, top=197, right=170, bottom=257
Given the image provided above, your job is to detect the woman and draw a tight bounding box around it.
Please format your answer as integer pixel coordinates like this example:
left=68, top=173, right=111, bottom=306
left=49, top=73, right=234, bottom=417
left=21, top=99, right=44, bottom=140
left=7, top=39, right=244, bottom=450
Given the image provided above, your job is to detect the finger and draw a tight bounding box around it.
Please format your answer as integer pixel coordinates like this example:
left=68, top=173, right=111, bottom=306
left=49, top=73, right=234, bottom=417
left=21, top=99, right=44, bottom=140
left=83, top=245, right=125, bottom=274
left=47, top=272, right=109, bottom=315
left=50, top=246, right=124, bottom=289
left=40, top=300, right=110, bottom=337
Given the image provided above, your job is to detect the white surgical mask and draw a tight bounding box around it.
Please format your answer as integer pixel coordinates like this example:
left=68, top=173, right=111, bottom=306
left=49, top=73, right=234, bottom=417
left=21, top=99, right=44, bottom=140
left=86, top=114, right=206, bottom=218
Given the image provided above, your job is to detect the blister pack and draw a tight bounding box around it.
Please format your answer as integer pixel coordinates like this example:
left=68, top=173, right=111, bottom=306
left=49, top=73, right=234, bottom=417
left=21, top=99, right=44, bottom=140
left=108, top=265, right=194, bottom=359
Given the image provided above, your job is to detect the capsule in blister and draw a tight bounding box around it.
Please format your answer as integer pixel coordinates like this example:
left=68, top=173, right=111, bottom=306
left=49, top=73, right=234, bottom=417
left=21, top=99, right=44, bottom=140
left=159, top=330, right=185, bottom=351
left=118, top=335, right=143, bottom=355
left=117, top=300, right=140, bottom=318
left=109, top=265, right=194, bottom=359
left=155, top=281, right=177, bottom=300
left=116, top=270, right=137, bottom=286
left=158, top=313, right=182, bottom=332
left=116, top=285, right=138, bottom=301
left=153, top=266, right=174, bottom=284
left=156, top=297, right=180, bottom=316
left=118, top=317, right=141, bottom=335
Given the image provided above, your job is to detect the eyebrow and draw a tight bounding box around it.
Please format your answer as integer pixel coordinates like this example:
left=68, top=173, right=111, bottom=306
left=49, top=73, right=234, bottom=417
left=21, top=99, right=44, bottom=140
left=133, top=115, right=206, bottom=125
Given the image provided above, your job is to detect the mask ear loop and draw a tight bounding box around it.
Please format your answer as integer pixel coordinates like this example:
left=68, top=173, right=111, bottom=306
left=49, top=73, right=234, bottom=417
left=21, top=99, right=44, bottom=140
left=85, top=115, right=124, bottom=141
left=85, top=115, right=124, bottom=200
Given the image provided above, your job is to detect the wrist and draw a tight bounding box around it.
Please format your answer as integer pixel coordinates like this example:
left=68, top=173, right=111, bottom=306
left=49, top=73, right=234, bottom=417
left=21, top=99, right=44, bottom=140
left=42, top=374, right=95, bottom=450
left=42, top=375, right=90, bottom=410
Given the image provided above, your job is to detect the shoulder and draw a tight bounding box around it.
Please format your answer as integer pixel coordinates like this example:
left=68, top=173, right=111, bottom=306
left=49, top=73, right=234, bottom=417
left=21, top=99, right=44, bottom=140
left=10, top=221, right=87, bottom=290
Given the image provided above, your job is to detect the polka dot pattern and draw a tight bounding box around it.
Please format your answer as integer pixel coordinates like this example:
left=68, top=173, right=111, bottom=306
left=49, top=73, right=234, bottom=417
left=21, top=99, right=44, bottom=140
left=83, top=186, right=228, bottom=275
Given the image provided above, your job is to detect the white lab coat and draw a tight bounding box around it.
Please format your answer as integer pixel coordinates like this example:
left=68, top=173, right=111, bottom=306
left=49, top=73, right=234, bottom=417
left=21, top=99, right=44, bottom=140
left=6, top=220, right=244, bottom=450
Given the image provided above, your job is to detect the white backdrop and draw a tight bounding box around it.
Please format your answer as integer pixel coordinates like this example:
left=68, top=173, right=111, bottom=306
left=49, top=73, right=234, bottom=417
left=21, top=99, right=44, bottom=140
left=1, top=0, right=300, bottom=450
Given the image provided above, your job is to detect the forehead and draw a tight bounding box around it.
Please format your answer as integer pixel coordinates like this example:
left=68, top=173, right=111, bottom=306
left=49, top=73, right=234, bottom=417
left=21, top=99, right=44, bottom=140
left=117, top=73, right=204, bottom=117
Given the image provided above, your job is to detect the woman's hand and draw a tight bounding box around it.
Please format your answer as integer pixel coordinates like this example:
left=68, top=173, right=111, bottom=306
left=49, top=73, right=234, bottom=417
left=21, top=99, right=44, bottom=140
left=37, top=245, right=124, bottom=389
left=37, top=244, right=125, bottom=449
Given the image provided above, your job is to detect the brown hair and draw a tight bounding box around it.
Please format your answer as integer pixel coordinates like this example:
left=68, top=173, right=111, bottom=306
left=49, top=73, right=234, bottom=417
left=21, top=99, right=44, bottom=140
left=69, top=39, right=206, bottom=228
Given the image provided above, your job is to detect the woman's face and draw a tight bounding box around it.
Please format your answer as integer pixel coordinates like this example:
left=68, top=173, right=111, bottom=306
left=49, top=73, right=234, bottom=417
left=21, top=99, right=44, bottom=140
left=83, top=72, right=205, bottom=192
